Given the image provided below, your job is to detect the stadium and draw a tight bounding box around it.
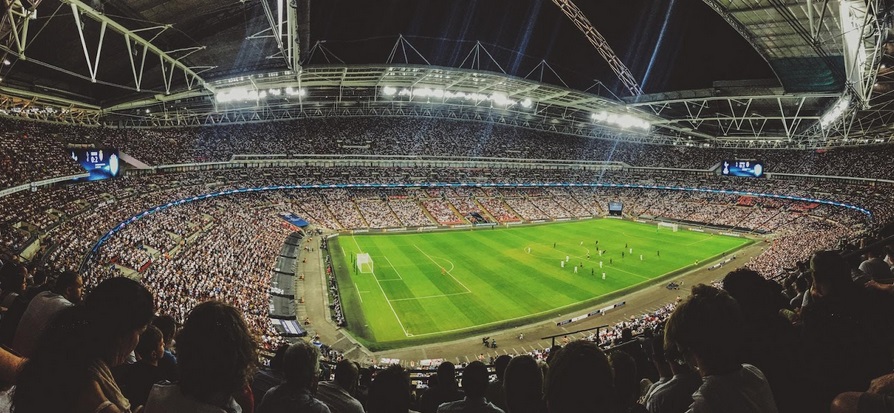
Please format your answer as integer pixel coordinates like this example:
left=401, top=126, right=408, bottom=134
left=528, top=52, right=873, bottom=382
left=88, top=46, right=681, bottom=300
left=1, top=0, right=893, bottom=412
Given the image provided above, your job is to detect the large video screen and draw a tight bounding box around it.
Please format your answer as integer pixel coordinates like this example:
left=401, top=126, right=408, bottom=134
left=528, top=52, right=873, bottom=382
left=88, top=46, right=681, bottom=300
left=721, top=160, right=765, bottom=178
left=608, top=202, right=623, bottom=212
left=70, top=148, right=121, bottom=181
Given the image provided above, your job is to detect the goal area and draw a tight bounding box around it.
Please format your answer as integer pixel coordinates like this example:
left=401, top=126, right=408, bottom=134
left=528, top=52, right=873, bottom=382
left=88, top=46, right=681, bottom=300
left=657, top=222, right=679, bottom=232
left=356, top=253, right=374, bottom=273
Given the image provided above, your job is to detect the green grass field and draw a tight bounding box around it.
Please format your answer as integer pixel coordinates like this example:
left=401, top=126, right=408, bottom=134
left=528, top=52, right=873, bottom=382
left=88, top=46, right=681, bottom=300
left=330, top=219, right=751, bottom=350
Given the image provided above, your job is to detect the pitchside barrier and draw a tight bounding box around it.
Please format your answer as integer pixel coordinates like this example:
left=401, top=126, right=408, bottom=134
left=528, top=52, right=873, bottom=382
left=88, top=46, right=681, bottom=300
left=556, top=301, right=627, bottom=327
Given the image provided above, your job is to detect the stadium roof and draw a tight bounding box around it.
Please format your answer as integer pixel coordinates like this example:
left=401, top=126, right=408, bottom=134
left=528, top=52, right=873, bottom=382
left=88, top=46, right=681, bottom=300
left=0, top=0, right=890, bottom=148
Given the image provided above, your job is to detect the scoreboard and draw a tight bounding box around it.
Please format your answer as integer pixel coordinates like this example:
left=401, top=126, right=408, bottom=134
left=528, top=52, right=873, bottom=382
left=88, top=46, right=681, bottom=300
left=721, top=160, right=765, bottom=178
left=70, top=148, right=121, bottom=181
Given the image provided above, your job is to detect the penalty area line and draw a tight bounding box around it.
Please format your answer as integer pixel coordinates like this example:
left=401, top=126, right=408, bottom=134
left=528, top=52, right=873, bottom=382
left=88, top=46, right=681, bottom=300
left=413, top=244, right=471, bottom=293
left=369, top=268, right=411, bottom=337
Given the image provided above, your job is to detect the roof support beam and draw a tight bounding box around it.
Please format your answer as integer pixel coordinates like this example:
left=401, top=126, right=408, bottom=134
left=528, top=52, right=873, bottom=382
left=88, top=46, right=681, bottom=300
left=0, top=0, right=40, bottom=60
left=61, top=0, right=215, bottom=95
left=550, top=0, right=643, bottom=96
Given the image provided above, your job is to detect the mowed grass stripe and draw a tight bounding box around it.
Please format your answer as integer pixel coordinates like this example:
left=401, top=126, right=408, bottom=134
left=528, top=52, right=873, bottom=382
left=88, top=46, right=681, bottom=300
left=336, top=219, right=749, bottom=344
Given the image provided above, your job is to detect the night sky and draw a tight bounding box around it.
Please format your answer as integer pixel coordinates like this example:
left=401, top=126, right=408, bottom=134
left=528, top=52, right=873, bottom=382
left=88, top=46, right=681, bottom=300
left=310, top=0, right=776, bottom=96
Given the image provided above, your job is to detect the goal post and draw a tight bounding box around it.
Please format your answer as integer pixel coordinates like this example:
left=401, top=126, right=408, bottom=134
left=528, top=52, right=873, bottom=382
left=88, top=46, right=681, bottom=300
left=356, top=253, right=374, bottom=273
left=657, top=222, right=679, bottom=232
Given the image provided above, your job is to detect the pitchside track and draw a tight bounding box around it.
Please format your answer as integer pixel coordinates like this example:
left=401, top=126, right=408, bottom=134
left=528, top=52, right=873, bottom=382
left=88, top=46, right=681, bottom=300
left=330, top=219, right=751, bottom=350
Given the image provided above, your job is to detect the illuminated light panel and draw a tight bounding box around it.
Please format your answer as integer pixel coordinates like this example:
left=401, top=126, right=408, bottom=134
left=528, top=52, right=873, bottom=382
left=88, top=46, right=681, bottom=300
left=590, top=111, right=650, bottom=131
left=384, top=86, right=533, bottom=109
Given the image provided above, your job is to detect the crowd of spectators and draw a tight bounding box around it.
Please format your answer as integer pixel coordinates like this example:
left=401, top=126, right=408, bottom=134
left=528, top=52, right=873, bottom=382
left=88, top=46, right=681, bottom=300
left=60, top=117, right=894, bottom=180
left=7, top=116, right=894, bottom=195
left=0, top=118, right=83, bottom=190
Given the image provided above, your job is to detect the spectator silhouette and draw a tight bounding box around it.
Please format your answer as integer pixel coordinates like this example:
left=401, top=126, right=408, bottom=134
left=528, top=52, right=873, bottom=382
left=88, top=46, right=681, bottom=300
left=503, top=355, right=546, bottom=413
left=11, top=270, right=83, bottom=357
left=644, top=345, right=701, bottom=413
left=800, top=251, right=894, bottom=412
left=257, top=340, right=330, bottom=413
left=545, top=340, right=615, bottom=413
left=420, top=362, right=463, bottom=413
left=368, top=365, right=417, bottom=413
left=437, top=361, right=503, bottom=412
left=144, top=301, right=257, bottom=413
left=114, top=325, right=166, bottom=406
left=485, top=355, right=511, bottom=412
left=151, top=314, right=179, bottom=381
left=251, top=343, right=289, bottom=409
left=610, top=351, right=648, bottom=413
left=721, top=268, right=807, bottom=413
left=664, top=284, right=777, bottom=413
left=316, top=359, right=364, bottom=413
left=14, top=276, right=155, bottom=413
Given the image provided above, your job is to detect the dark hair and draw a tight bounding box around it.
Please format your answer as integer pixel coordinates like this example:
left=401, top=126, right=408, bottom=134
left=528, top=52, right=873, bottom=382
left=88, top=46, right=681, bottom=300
left=461, top=361, right=489, bottom=399
left=84, top=277, right=155, bottom=362
left=810, top=250, right=853, bottom=292
left=0, top=262, right=26, bottom=294
left=13, top=307, right=92, bottom=412
left=334, top=359, right=360, bottom=391
left=494, top=354, right=511, bottom=381
left=282, top=340, right=319, bottom=390
left=51, top=271, right=81, bottom=295
left=545, top=340, right=615, bottom=413
left=135, top=325, right=163, bottom=360
left=152, top=315, right=177, bottom=346
left=664, top=284, right=743, bottom=370
left=269, top=343, right=290, bottom=373
left=437, top=361, right=457, bottom=389
left=368, top=365, right=411, bottom=413
left=15, top=277, right=156, bottom=411
left=722, top=268, right=781, bottom=317
left=176, top=301, right=257, bottom=402
left=503, top=355, right=544, bottom=413
left=609, top=351, right=640, bottom=408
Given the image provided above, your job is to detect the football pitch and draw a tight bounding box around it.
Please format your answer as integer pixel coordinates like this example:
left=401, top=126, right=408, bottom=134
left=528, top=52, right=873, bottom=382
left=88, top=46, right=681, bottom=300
left=329, top=219, right=751, bottom=349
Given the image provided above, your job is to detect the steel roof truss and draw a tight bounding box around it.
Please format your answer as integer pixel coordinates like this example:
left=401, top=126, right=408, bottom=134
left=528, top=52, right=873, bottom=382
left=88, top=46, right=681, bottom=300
left=71, top=4, right=107, bottom=83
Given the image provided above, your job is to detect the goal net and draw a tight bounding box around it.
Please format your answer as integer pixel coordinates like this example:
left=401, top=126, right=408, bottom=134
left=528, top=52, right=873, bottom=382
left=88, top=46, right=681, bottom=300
left=356, top=253, right=374, bottom=273
left=657, top=222, right=679, bottom=232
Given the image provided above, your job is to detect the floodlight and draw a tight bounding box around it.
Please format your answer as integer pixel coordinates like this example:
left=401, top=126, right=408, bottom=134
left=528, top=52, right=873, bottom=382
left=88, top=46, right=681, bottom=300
left=520, top=98, right=533, bottom=108
left=382, top=86, right=397, bottom=96
left=297, top=88, right=306, bottom=97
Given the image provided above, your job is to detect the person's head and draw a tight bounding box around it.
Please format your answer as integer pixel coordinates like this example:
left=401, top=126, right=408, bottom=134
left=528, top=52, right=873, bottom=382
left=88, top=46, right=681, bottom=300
left=810, top=250, right=853, bottom=297
left=176, top=301, right=257, bottom=403
left=15, top=276, right=153, bottom=413
left=14, top=307, right=92, bottom=412
left=0, top=261, right=27, bottom=294
left=53, top=271, right=84, bottom=304
left=269, top=342, right=290, bottom=373
left=609, top=351, right=640, bottom=408
left=722, top=268, right=780, bottom=317
left=84, top=277, right=155, bottom=366
left=461, top=361, right=489, bottom=399
left=866, top=247, right=884, bottom=259
left=545, top=340, right=615, bottom=413
left=135, top=325, right=165, bottom=365
left=282, top=340, right=320, bottom=390
left=152, top=314, right=178, bottom=349
left=664, top=284, right=743, bottom=376
left=503, top=355, right=544, bottom=413
left=437, top=361, right=457, bottom=389
left=494, top=354, right=511, bottom=381
left=334, top=359, right=361, bottom=392
left=368, top=365, right=411, bottom=413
